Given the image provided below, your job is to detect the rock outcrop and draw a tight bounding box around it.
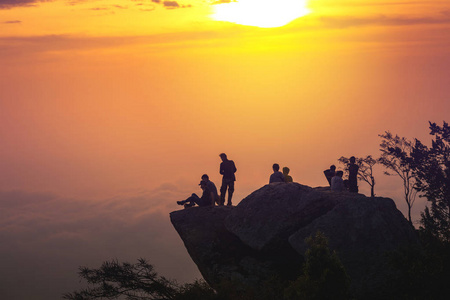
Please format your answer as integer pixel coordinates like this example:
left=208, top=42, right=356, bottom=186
left=170, top=183, right=418, bottom=298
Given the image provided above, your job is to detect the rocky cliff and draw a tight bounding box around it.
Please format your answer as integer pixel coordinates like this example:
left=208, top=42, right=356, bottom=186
left=170, top=182, right=418, bottom=298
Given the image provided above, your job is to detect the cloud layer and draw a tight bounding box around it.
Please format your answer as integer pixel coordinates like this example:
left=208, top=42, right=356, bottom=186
left=0, top=186, right=201, bottom=300
left=0, top=0, right=45, bottom=9
left=0, top=0, right=191, bottom=9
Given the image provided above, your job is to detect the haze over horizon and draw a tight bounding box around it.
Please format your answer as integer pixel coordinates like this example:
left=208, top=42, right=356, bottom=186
left=1, top=0, right=450, bottom=299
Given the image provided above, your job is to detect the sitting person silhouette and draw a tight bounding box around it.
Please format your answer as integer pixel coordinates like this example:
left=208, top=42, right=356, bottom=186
left=283, top=167, right=293, bottom=183
left=269, top=163, right=285, bottom=183
left=200, top=174, right=219, bottom=204
left=177, top=175, right=218, bottom=208
left=323, top=165, right=336, bottom=186
left=331, top=170, right=345, bottom=192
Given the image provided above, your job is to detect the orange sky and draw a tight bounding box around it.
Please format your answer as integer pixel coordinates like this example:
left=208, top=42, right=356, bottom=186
left=1, top=0, right=450, bottom=299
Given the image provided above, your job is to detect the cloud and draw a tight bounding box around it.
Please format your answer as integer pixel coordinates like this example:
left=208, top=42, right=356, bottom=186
left=319, top=12, right=450, bottom=28
left=151, top=0, right=191, bottom=9
left=89, top=7, right=109, bottom=11
left=0, top=0, right=192, bottom=10
left=0, top=185, right=200, bottom=300
left=0, top=29, right=234, bottom=60
left=2, top=20, right=21, bottom=23
left=0, top=0, right=45, bottom=9
left=163, top=0, right=179, bottom=8
left=113, top=4, right=127, bottom=9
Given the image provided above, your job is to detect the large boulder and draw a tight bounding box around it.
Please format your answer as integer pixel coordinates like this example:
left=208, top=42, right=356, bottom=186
left=170, top=183, right=418, bottom=298
left=170, top=206, right=272, bottom=287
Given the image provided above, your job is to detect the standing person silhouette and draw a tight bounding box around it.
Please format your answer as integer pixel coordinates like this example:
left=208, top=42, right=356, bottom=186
left=348, top=156, right=359, bottom=193
left=219, top=153, right=237, bottom=206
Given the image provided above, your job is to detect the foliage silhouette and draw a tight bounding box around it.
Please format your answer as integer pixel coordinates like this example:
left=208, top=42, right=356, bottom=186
left=412, top=121, right=450, bottom=242
left=385, top=229, right=450, bottom=300
left=63, top=258, right=180, bottom=300
left=284, top=231, right=351, bottom=300
left=378, top=121, right=450, bottom=300
left=379, top=131, right=418, bottom=224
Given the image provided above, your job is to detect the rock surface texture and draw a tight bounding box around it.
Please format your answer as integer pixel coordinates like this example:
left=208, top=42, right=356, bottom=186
left=170, top=182, right=418, bottom=298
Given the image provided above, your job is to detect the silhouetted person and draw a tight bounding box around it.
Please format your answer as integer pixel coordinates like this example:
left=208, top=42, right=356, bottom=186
left=283, top=167, right=293, bottom=183
left=219, top=153, right=237, bottom=206
left=269, top=163, right=285, bottom=183
left=201, top=174, right=219, bottom=204
left=348, top=156, right=359, bottom=193
left=331, top=170, right=344, bottom=192
left=177, top=174, right=218, bottom=208
left=323, top=165, right=336, bottom=186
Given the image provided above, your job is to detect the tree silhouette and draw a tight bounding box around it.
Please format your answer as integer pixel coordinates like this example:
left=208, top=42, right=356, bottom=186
left=63, top=258, right=180, bottom=300
left=338, top=155, right=377, bottom=198
left=412, top=121, right=450, bottom=242
left=284, top=231, right=351, bottom=300
left=378, top=132, right=418, bottom=224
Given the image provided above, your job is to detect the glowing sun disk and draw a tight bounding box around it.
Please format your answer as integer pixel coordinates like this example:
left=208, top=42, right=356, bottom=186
left=213, top=0, right=311, bottom=28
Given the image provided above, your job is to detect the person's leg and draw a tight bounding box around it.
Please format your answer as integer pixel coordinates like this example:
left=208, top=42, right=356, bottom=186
left=190, top=194, right=206, bottom=206
left=219, top=178, right=227, bottom=206
left=227, top=180, right=234, bottom=206
left=177, top=193, right=199, bottom=205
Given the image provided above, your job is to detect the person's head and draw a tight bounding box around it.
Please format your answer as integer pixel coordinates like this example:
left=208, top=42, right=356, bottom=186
left=273, top=163, right=280, bottom=172
left=199, top=180, right=207, bottom=190
left=336, top=170, right=344, bottom=177
left=201, top=174, right=209, bottom=182
left=350, top=156, right=356, bottom=164
left=282, top=167, right=290, bottom=175
left=219, top=153, right=227, bottom=161
left=330, top=165, right=336, bottom=171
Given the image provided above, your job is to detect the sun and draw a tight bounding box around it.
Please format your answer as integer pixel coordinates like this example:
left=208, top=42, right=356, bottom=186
left=212, top=0, right=311, bottom=28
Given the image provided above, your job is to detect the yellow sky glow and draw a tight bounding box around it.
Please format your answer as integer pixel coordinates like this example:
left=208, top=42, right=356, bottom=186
left=212, top=0, right=310, bottom=28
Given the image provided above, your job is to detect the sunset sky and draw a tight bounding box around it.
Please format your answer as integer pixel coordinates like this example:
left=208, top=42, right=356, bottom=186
left=1, top=0, right=450, bottom=299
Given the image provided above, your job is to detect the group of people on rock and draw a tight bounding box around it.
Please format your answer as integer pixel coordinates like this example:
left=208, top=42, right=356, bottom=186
left=177, top=154, right=360, bottom=208
left=323, top=156, right=359, bottom=193
left=177, top=153, right=236, bottom=208
left=269, top=163, right=293, bottom=183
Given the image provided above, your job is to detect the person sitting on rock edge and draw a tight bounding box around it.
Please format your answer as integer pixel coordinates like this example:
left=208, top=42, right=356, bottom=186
left=201, top=174, right=220, bottom=205
left=269, top=163, right=285, bottom=183
left=283, top=167, right=293, bottom=183
left=177, top=175, right=218, bottom=208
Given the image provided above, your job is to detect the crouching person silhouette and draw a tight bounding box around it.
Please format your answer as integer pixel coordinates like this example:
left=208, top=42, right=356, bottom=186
left=177, top=174, right=219, bottom=208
